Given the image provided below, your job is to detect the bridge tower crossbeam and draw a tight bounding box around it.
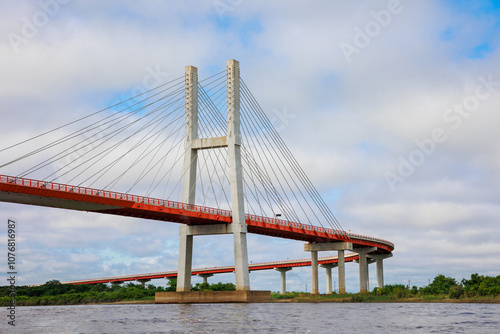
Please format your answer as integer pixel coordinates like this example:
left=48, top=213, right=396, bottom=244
left=176, top=59, right=251, bottom=292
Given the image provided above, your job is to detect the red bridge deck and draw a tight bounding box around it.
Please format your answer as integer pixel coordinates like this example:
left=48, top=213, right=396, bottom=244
left=0, top=175, right=394, bottom=253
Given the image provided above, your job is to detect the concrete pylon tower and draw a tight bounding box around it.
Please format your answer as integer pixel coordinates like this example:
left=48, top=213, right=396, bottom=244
left=176, top=60, right=250, bottom=292
left=226, top=59, right=250, bottom=291
left=176, top=65, right=198, bottom=292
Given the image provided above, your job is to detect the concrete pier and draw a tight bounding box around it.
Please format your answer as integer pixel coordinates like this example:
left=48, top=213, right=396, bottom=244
left=137, top=279, right=151, bottom=288
left=304, top=243, right=390, bottom=294
left=354, top=247, right=376, bottom=293
left=304, top=242, right=353, bottom=295
left=274, top=267, right=292, bottom=295
left=198, top=273, right=214, bottom=284
left=156, top=291, right=270, bottom=304
left=338, top=250, right=346, bottom=294
left=320, top=263, right=337, bottom=294
left=311, top=250, right=319, bottom=294
left=359, top=252, right=368, bottom=292
left=368, top=253, right=393, bottom=288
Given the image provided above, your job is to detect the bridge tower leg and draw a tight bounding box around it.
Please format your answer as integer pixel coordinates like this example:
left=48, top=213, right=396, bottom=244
left=176, top=65, right=199, bottom=292
left=227, top=59, right=251, bottom=291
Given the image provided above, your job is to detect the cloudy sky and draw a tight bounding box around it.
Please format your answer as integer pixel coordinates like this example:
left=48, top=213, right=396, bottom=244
left=1, top=0, right=499, bottom=293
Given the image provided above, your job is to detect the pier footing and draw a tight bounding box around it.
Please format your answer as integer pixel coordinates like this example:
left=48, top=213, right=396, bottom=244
left=155, top=290, right=271, bottom=304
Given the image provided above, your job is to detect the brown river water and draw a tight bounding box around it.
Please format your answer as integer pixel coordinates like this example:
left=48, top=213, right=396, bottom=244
left=2, top=302, right=500, bottom=333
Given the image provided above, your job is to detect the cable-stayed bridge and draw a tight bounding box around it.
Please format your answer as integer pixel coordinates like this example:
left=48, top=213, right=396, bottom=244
left=0, top=60, right=393, bottom=301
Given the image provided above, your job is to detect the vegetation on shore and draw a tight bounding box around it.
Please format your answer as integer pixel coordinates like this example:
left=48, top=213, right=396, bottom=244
left=0, top=279, right=234, bottom=306
left=1, top=273, right=498, bottom=306
left=271, top=273, right=500, bottom=303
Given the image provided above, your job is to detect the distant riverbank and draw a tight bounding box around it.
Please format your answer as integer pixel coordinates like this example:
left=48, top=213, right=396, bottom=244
left=3, top=273, right=498, bottom=306
left=269, top=292, right=500, bottom=304
left=46, top=293, right=500, bottom=305
left=5, top=293, right=500, bottom=306
left=69, top=294, right=500, bottom=305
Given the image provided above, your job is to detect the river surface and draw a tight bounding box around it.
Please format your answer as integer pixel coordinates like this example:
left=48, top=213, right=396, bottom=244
left=2, top=302, right=500, bottom=333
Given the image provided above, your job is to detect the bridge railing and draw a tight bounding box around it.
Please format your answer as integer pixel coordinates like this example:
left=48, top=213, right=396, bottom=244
left=244, top=212, right=393, bottom=248
left=0, top=175, right=232, bottom=218
left=245, top=213, right=345, bottom=235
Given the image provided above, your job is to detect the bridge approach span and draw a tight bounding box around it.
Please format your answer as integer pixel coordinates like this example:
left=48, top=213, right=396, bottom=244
left=59, top=254, right=360, bottom=286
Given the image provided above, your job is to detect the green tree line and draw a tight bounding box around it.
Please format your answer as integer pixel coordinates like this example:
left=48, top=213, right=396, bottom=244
left=374, top=273, right=500, bottom=299
left=0, top=279, right=235, bottom=306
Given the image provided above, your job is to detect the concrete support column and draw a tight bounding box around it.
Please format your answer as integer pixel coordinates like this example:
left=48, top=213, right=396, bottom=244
left=376, top=259, right=384, bottom=288
left=366, top=260, right=370, bottom=292
left=366, top=259, right=375, bottom=292
left=304, top=242, right=354, bottom=295
left=338, top=250, right=346, bottom=294
left=358, top=252, right=368, bottom=293
left=367, top=253, right=392, bottom=289
left=320, top=263, right=338, bottom=294
left=311, top=250, right=319, bottom=294
left=198, top=273, right=214, bottom=284
left=353, top=247, right=376, bottom=293
left=227, top=59, right=250, bottom=291
left=274, top=267, right=292, bottom=295
left=137, top=279, right=151, bottom=288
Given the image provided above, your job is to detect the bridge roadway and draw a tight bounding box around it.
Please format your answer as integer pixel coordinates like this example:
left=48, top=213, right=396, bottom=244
left=0, top=175, right=394, bottom=253
left=59, top=253, right=359, bottom=288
